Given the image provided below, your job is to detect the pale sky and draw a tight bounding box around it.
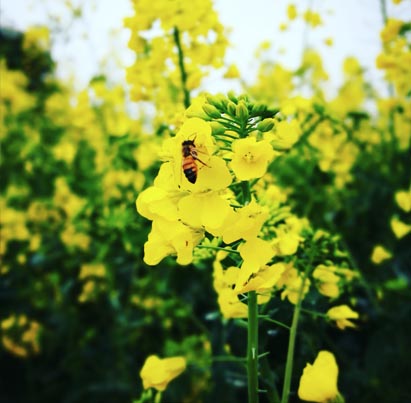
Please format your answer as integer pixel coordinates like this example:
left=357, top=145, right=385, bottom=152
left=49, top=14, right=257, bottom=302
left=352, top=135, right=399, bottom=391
left=1, top=0, right=410, bottom=97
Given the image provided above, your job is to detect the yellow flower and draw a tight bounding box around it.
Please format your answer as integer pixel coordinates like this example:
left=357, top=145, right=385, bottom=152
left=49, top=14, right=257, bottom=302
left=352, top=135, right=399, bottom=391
left=213, top=260, right=248, bottom=319
left=313, top=265, right=340, bottom=298
left=391, top=217, right=411, bottom=239
left=235, top=262, right=286, bottom=295
left=287, top=4, right=298, bottom=20
left=371, top=245, right=392, bottom=264
left=303, top=10, right=322, bottom=27
left=327, top=305, right=359, bottom=330
left=395, top=189, right=411, bottom=212
left=380, top=18, right=403, bottom=43
left=235, top=237, right=275, bottom=289
left=178, top=191, right=234, bottom=236
left=140, top=355, right=186, bottom=391
left=143, top=218, right=204, bottom=266
left=23, top=26, right=50, bottom=52
left=269, top=119, right=301, bottom=150
left=277, top=265, right=310, bottom=304
left=224, top=64, right=240, bottom=79
left=220, top=200, right=269, bottom=244
left=298, top=351, right=341, bottom=402
left=230, top=137, right=274, bottom=180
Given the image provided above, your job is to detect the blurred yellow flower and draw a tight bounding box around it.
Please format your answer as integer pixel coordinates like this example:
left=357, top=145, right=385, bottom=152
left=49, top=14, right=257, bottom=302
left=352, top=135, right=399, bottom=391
left=390, top=217, right=411, bottom=239
left=395, top=189, right=411, bottom=212
left=287, top=4, right=298, bottom=20
left=298, top=351, right=342, bottom=402
left=140, top=355, right=186, bottom=391
left=371, top=245, right=392, bottom=264
left=327, top=305, right=359, bottom=330
left=224, top=64, right=240, bottom=79
left=313, top=265, right=341, bottom=298
left=380, top=18, right=403, bottom=43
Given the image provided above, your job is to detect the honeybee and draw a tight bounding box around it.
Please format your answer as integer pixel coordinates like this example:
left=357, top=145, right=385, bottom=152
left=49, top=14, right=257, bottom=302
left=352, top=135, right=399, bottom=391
left=181, top=138, right=209, bottom=184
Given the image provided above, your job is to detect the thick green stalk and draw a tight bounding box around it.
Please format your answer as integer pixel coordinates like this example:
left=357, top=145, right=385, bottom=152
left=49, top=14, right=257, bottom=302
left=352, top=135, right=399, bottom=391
left=240, top=180, right=259, bottom=403
left=173, top=27, right=191, bottom=108
left=247, top=290, right=259, bottom=403
left=280, top=274, right=307, bottom=403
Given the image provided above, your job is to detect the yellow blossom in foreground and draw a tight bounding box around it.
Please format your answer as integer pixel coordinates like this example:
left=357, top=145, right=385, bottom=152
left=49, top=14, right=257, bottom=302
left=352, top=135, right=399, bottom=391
left=230, top=137, right=274, bottom=181
left=140, top=355, right=186, bottom=391
left=143, top=218, right=204, bottom=266
left=220, top=200, right=269, bottom=244
left=236, top=262, right=286, bottom=295
left=395, top=189, right=411, bottom=212
left=235, top=238, right=275, bottom=289
left=371, top=245, right=392, bottom=264
left=298, top=351, right=341, bottom=402
left=327, top=305, right=359, bottom=330
left=390, top=217, right=411, bottom=239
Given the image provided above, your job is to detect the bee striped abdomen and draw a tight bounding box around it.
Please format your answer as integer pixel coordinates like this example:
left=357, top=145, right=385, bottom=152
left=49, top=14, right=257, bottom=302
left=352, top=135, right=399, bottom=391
left=182, top=156, right=197, bottom=183
left=181, top=139, right=206, bottom=184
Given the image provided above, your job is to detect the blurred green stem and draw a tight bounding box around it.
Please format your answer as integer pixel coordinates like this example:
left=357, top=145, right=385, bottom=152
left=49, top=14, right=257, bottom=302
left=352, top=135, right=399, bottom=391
left=280, top=271, right=308, bottom=403
left=248, top=290, right=259, bottom=403
left=173, top=26, right=191, bottom=108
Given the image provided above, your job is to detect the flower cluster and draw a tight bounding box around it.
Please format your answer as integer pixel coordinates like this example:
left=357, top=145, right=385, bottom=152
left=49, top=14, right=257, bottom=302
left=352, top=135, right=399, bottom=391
left=125, top=0, right=229, bottom=123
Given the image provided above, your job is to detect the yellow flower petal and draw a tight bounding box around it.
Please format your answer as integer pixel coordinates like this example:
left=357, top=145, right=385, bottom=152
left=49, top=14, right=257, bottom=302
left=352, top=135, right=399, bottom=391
left=391, top=217, right=411, bottom=239
left=230, top=137, right=274, bottom=181
left=140, top=355, right=186, bottom=391
left=371, top=245, right=392, bottom=264
left=395, top=189, right=411, bottom=212
left=298, top=351, right=340, bottom=402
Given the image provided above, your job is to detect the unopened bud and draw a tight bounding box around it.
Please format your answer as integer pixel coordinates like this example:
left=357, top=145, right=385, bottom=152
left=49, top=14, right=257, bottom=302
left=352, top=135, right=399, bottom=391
left=210, top=121, right=226, bottom=136
left=235, top=100, right=249, bottom=122
left=257, top=118, right=275, bottom=132
left=251, top=102, right=267, bottom=115
left=227, top=101, right=237, bottom=116
left=202, top=104, right=221, bottom=119
left=227, top=91, right=238, bottom=103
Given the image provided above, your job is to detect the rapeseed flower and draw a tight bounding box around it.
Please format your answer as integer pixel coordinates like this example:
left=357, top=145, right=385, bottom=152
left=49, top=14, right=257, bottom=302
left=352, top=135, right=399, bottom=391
left=391, top=217, right=411, bottom=239
left=371, top=245, right=392, bottom=264
left=395, top=189, right=411, bottom=212
left=327, top=305, right=359, bottom=330
left=298, top=351, right=342, bottom=402
left=140, top=355, right=186, bottom=391
left=230, top=137, right=274, bottom=180
left=313, top=265, right=341, bottom=298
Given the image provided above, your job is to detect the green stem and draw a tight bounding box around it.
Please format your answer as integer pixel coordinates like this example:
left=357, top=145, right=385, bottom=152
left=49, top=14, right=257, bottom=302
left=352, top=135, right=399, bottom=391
left=280, top=273, right=308, bottom=403
left=241, top=181, right=252, bottom=205
left=196, top=245, right=240, bottom=254
left=248, top=290, right=259, bottom=403
left=173, top=26, right=191, bottom=108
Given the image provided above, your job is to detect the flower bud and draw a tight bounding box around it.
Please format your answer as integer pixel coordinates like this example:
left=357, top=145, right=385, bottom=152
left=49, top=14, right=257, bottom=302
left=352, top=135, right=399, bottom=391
left=210, top=121, right=226, bottom=136
left=251, top=102, right=267, bottom=115
left=257, top=118, right=275, bottom=132
left=206, top=94, right=226, bottom=111
left=202, top=104, right=221, bottom=119
left=227, top=101, right=237, bottom=116
left=235, top=100, right=249, bottom=122
left=227, top=91, right=238, bottom=103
